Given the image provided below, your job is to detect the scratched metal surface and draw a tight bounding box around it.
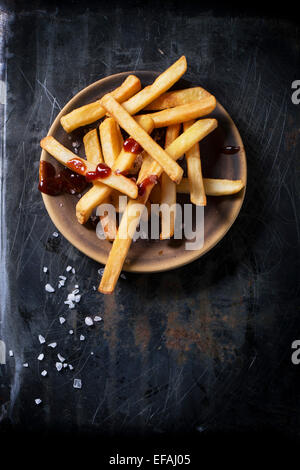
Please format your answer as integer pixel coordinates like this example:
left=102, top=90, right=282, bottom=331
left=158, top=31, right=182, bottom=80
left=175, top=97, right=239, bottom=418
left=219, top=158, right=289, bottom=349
left=0, top=1, right=300, bottom=440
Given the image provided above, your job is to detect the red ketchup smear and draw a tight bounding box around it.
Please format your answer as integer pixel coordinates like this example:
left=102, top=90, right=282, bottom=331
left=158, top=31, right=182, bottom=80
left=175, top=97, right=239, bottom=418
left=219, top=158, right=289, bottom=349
left=123, top=137, right=143, bottom=154
left=115, top=169, right=137, bottom=182
left=220, top=146, right=240, bottom=155
left=38, top=161, right=87, bottom=196
left=85, top=163, right=112, bottom=181
left=66, top=158, right=87, bottom=175
left=138, top=175, right=158, bottom=197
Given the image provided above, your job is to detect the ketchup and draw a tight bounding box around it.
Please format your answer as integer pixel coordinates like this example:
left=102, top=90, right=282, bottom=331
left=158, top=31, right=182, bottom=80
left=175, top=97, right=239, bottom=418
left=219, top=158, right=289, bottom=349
left=85, top=163, right=111, bottom=181
left=38, top=161, right=87, bottom=196
left=66, top=158, right=87, bottom=174
left=220, top=146, right=240, bottom=155
left=123, top=137, right=143, bottom=154
left=138, top=175, right=158, bottom=196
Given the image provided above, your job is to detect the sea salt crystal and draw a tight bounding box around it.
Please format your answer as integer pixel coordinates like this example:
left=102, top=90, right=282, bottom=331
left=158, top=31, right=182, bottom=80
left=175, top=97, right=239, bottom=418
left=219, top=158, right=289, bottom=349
left=73, top=378, right=82, bottom=389
left=59, top=316, right=66, bottom=324
left=94, top=316, right=102, bottom=322
left=72, top=268, right=75, bottom=274
left=66, top=266, right=72, bottom=272
left=80, top=335, right=85, bottom=341
left=37, top=354, right=44, bottom=361
left=57, top=354, right=65, bottom=362
left=23, top=363, right=29, bottom=368
left=63, top=363, right=68, bottom=368
left=38, top=335, right=46, bottom=344
left=120, top=273, right=126, bottom=279
left=43, top=267, right=48, bottom=273
left=98, top=268, right=104, bottom=276
left=68, top=364, right=74, bottom=370
left=92, top=286, right=96, bottom=291
left=9, top=350, right=13, bottom=357
left=35, top=398, right=42, bottom=405
left=48, top=342, right=57, bottom=349
left=56, top=362, right=62, bottom=371
left=69, top=330, right=74, bottom=335
left=64, top=299, right=75, bottom=309
left=85, top=317, right=93, bottom=326
left=58, top=280, right=65, bottom=288
left=74, top=294, right=81, bottom=303
left=75, top=284, right=79, bottom=288
left=59, top=275, right=67, bottom=280
left=41, top=370, right=47, bottom=377
left=52, top=232, right=59, bottom=237
left=45, top=283, right=55, bottom=293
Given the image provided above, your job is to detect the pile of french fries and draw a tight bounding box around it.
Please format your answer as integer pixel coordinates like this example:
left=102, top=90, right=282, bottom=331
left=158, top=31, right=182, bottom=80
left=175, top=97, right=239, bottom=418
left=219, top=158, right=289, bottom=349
left=40, top=56, right=244, bottom=294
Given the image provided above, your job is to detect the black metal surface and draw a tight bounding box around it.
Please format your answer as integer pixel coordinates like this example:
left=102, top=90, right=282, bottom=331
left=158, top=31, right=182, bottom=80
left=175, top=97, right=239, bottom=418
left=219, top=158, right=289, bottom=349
left=1, top=0, right=300, bottom=455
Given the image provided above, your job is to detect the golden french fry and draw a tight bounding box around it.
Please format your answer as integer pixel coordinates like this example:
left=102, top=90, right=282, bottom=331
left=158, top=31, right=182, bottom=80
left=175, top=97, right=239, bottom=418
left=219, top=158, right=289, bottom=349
left=75, top=116, right=154, bottom=224
left=99, top=211, right=117, bottom=241
left=83, top=129, right=103, bottom=165
left=60, top=75, right=141, bottom=133
left=122, top=56, right=187, bottom=114
left=144, top=87, right=212, bottom=110
left=40, top=136, right=137, bottom=199
left=160, top=124, right=181, bottom=239
left=99, top=118, right=218, bottom=294
left=143, top=97, right=216, bottom=128
left=99, top=118, right=123, bottom=168
left=183, top=120, right=206, bottom=206
left=101, top=94, right=183, bottom=183
left=177, top=178, right=244, bottom=195
left=138, top=118, right=218, bottom=181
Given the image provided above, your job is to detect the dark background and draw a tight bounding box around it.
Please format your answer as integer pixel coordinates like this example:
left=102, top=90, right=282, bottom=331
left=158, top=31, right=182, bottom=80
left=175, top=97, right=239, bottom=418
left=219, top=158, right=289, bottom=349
left=0, top=0, right=300, bottom=464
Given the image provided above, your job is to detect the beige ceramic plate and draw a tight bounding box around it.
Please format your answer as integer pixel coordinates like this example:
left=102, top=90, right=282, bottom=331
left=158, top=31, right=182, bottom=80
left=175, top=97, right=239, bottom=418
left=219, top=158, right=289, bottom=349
left=40, top=71, right=247, bottom=272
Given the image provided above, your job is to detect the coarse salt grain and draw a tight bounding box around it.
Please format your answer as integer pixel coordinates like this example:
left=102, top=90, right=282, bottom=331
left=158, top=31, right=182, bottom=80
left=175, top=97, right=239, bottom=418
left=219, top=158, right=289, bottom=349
left=41, top=370, right=47, bottom=377
left=38, top=335, right=46, bottom=344
left=23, top=363, right=29, bottom=368
left=98, top=268, right=104, bottom=276
left=43, top=267, right=48, bottom=273
left=85, top=317, right=93, bottom=326
left=68, top=364, right=74, bottom=370
left=73, top=378, right=82, bottom=389
left=52, top=232, right=59, bottom=237
left=56, top=362, right=63, bottom=371
left=48, top=342, right=57, bottom=349
left=66, top=266, right=72, bottom=272
left=35, top=398, right=42, bottom=405
left=120, top=273, right=126, bottom=279
left=57, top=353, right=65, bottom=362
left=59, top=316, right=66, bottom=324
left=45, top=283, right=55, bottom=293
left=80, top=335, right=85, bottom=341
left=9, top=350, right=13, bottom=357
left=37, top=353, right=44, bottom=361
left=94, top=316, right=102, bottom=322
left=69, top=330, right=74, bottom=335
left=59, top=275, right=66, bottom=280
left=72, top=268, right=75, bottom=274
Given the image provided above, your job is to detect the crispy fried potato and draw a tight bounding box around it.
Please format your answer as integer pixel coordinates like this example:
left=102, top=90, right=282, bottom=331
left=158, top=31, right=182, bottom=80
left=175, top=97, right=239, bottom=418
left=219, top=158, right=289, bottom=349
left=144, top=87, right=212, bottom=110
left=177, top=177, right=245, bottom=196
left=60, top=75, right=141, bottom=133
left=83, top=129, right=103, bottom=165
left=121, top=56, right=187, bottom=114
left=99, top=118, right=123, bottom=168
left=143, top=97, right=216, bottom=128
left=183, top=120, right=206, bottom=206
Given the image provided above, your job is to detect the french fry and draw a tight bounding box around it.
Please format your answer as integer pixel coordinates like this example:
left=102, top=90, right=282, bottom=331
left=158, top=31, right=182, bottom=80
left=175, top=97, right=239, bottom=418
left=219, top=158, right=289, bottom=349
left=144, top=87, right=212, bottom=110
left=99, top=118, right=123, bottom=168
left=143, top=97, right=216, bottom=128
left=121, top=56, right=187, bottom=114
left=60, top=75, right=141, bottom=133
left=101, top=94, right=183, bottom=183
left=84, top=124, right=118, bottom=240
left=99, top=118, right=218, bottom=294
left=40, top=136, right=138, bottom=199
left=75, top=115, right=154, bottom=224
left=83, top=129, right=103, bottom=165
left=177, top=178, right=245, bottom=196
left=183, top=120, right=206, bottom=206
left=160, top=124, right=181, bottom=239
